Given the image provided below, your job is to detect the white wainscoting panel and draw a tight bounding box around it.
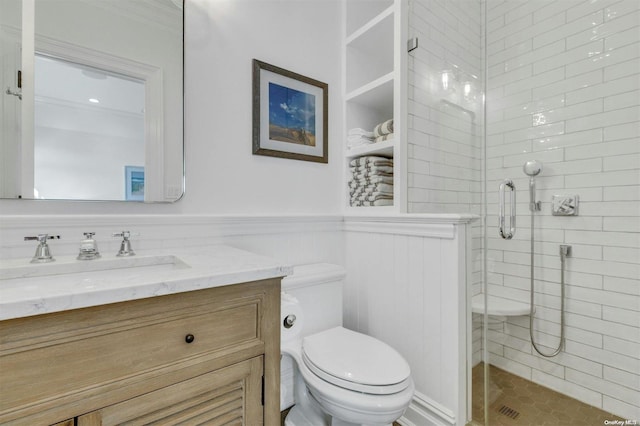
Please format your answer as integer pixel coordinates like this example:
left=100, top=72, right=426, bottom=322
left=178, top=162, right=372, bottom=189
left=344, top=214, right=477, bottom=426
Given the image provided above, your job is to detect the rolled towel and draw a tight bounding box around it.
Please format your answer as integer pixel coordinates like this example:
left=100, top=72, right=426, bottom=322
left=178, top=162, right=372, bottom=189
left=374, top=134, right=394, bottom=144
left=373, top=119, right=394, bottom=137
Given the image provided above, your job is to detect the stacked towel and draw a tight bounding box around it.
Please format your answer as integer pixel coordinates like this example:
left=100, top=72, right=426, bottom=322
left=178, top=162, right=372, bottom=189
left=349, top=156, right=393, bottom=207
left=346, top=119, right=394, bottom=150
left=347, top=128, right=375, bottom=148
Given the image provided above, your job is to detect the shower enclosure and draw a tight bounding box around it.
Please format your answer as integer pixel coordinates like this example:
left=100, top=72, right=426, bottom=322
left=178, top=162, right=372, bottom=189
left=405, top=0, right=638, bottom=424
left=477, top=0, right=639, bottom=424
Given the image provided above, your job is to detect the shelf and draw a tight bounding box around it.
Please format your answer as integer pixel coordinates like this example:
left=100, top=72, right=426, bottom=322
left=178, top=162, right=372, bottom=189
left=345, top=138, right=394, bottom=159
left=346, top=72, right=394, bottom=105
left=346, top=5, right=394, bottom=46
left=472, top=294, right=532, bottom=317
left=345, top=6, right=394, bottom=93
left=345, top=1, right=394, bottom=37
left=344, top=0, right=401, bottom=213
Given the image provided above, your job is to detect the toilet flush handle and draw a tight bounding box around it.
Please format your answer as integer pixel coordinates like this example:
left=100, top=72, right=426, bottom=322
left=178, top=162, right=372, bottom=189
left=283, top=314, right=297, bottom=329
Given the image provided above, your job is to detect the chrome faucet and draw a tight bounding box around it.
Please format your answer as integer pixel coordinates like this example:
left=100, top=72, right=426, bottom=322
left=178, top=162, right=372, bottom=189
left=77, top=232, right=101, bottom=260
left=113, top=231, right=136, bottom=257
left=24, top=234, right=60, bottom=263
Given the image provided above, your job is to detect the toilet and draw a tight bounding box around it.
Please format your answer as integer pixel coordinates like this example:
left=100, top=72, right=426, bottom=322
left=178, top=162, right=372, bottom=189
left=280, top=264, right=414, bottom=426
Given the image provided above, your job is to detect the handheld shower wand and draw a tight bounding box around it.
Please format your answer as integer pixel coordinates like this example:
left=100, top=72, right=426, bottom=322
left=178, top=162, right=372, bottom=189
left=522, top=160, right=565, bottom=357
left=523, top=160, right=542, bottom=211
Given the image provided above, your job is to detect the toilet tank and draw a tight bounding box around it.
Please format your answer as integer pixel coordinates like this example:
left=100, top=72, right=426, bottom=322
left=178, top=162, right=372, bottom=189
left=280, top=263, right=345, bottom=410
left=282, top=263, right=345, bottom=336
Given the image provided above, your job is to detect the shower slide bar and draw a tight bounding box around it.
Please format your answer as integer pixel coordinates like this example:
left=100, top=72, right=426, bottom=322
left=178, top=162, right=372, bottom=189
left=498, top=179, right=516, bottom=240
left=495, top=160, right=568, bottom=357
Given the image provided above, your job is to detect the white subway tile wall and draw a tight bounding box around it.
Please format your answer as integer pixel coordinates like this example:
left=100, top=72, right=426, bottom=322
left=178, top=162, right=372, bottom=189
left=407, top=0, right=483, bottom=215
left=407, top=0, right=486, bottom=370
left=408, top=0, right=639, bottom=420
left=485, top=0, right=639, bottom=420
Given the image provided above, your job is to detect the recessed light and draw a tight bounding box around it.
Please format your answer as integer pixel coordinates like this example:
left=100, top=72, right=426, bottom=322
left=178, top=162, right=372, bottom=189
left=89, top=98, right=100, bottom=103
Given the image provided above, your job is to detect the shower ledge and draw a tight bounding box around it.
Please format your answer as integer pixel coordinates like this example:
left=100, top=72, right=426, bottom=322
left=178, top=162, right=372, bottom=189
left=472, top=294, right=532, bottom=316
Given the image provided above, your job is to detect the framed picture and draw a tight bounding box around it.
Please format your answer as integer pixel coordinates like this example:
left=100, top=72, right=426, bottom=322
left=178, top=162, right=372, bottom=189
left=124, top=166, right=145, bottom=201
left=252, top=59, right=328, bottom=163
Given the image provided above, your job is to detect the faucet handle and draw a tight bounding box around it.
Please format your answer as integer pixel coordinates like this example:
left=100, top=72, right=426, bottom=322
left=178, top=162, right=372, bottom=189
left=112, top=231, right=132, bottom=239
left=113, top=231, right=136, bottom=257
left=24, top=234, right=60, bottom=263
left=24, top=234, right=60, bottom=243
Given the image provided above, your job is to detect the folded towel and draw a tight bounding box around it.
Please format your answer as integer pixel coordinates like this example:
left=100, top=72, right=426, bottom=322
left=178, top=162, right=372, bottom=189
left=349, top=192, right=394, bottom=206
left=348, top=128, right=375, bottom=138
left=349, top=156, right=393, bottom=167
left=352, top=171, right=394, bottom=180
left=350, top=189, right=394, bottom=200
left=373, top=119, right=394, bottom=137
left=353, top=191, right=394, bottom=201
left=351, top=198, right=394, bottom=207
left=350, top=164, right=394, bottom=174
left=346, top=136, right=375, bottom=149
left=349, top=179, right=394, bottom=189
left=349, top=182, right=394, bottom=194
left=347, top=135, right=374, bottom=142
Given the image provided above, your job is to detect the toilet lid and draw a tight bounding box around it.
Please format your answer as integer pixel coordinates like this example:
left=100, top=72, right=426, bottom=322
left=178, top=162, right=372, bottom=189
left=302, top=327, right=411, bottom=394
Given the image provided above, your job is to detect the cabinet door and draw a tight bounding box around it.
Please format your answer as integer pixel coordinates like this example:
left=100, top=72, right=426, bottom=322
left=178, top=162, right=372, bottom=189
left=77, top=357, right=263, bottom=426
left=51, top=420, right=74, bottom=426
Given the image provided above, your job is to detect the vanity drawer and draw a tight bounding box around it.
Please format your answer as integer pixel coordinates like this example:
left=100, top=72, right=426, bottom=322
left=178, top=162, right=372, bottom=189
left=0, top=281, right=276, bottom=424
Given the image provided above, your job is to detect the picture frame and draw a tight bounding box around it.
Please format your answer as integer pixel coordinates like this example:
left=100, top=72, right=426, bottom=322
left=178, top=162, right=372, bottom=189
left=252, top=59, right=328, bottom=163
left=124, top=166, right=145, bottom=201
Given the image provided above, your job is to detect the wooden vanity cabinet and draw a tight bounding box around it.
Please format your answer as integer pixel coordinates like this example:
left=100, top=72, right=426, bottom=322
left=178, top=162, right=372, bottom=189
left=51, top=421, right=74, bottom=426
left=0, top=279, right=281, bottom=426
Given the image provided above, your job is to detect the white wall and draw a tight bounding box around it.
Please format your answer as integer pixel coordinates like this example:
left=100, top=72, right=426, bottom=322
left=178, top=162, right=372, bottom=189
left=184, top=0, right=343, bottom=215
left=485, top=0, right=640, bottom=420
left=0, top=0, right=343, bottom=215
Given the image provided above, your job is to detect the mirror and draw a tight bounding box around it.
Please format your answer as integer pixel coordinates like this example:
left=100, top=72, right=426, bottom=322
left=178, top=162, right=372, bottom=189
left=0, top=0, right=184, bottom=202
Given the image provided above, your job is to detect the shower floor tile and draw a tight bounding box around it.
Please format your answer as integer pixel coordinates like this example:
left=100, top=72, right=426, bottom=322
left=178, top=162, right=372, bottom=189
left=472, top=363, right=625, bottom=426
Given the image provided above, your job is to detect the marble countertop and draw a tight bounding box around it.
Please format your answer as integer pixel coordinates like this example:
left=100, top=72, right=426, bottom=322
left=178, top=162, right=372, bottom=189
left=0, top=245, right=292, bottom=321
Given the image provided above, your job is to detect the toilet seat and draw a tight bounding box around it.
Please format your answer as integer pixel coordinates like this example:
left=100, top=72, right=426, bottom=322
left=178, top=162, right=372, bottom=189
left=282, top=338, right=415, bottom=425
left=302, top=327, right=411, bottom=395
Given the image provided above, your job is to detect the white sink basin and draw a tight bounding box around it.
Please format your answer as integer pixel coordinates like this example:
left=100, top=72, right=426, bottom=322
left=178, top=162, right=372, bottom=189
left=0, top=255, right=190, bottom=280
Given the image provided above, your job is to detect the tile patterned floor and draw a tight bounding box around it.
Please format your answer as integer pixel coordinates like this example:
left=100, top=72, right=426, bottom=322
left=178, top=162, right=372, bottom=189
left=472, top=362, right=626, bottom=426
left=281, top=363, right=625, bottom=426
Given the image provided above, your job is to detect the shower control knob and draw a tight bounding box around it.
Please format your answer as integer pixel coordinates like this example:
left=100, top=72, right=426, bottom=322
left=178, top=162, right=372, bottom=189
left=283, top=314, right=296, bottom=329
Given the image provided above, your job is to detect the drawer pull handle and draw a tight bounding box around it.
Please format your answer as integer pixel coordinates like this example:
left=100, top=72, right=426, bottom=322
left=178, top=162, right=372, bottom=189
left=185, top=334, right=195, bottom=344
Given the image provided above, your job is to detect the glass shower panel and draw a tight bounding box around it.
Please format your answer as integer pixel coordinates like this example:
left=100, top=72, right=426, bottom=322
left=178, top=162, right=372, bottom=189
left=482, top=0, right=640, bottom=425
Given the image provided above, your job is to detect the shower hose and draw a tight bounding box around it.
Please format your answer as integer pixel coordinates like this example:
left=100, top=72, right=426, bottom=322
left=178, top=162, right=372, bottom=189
left=528, top=210, right=570, bottom=358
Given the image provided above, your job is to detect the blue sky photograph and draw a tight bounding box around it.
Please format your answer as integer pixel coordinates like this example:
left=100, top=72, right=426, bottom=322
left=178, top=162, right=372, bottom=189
left=269, top=82, right=316, bottom=136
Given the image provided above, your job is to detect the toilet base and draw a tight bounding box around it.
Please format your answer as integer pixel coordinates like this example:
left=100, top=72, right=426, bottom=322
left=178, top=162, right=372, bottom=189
left=285, top=405, right=327, bottom=426
left=285, top=405, right=392, bottom=426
